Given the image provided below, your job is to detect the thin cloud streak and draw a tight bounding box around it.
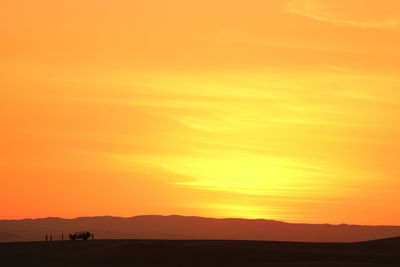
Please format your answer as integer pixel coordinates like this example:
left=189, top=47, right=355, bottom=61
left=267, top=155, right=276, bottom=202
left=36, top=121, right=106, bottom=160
left=286, top=0, right=400, bottom=29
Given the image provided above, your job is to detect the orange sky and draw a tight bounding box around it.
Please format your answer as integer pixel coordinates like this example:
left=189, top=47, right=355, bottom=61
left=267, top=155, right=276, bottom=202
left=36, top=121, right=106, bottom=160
left=1, top=0, right=400, bottom=225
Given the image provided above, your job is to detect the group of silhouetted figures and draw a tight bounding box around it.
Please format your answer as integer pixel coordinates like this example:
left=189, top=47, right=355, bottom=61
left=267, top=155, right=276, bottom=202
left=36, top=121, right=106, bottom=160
left=45, top=232, right=94, bottom=241
left=69, top=232, right=94, bottom=240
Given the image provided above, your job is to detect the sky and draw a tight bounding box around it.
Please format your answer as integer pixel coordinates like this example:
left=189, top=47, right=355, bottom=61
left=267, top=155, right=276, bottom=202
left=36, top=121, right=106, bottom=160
left=1, top=0, right=400, bottom=225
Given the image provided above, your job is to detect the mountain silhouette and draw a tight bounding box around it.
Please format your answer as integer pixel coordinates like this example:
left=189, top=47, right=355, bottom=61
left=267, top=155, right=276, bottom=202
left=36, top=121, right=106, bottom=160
left=1, top=215, right=400, bottom=243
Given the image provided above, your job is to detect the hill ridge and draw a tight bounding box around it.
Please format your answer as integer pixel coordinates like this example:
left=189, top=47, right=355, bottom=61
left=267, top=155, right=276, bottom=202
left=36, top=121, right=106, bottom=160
left=1, top=215, right=400, bottom=243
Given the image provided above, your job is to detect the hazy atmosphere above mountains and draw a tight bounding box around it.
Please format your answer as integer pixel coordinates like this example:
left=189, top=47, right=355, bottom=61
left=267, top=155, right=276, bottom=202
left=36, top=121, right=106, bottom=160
left=1, top=0, right=400, bottom=225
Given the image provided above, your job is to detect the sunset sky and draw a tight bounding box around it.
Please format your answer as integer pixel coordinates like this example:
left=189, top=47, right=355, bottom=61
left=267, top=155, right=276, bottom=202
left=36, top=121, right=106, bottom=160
left=1, top=0, right=400, bottom=225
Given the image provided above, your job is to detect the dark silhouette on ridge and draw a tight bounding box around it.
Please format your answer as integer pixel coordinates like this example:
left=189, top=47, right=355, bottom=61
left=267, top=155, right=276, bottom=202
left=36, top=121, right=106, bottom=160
left=69, top=232, right=92, bottom=241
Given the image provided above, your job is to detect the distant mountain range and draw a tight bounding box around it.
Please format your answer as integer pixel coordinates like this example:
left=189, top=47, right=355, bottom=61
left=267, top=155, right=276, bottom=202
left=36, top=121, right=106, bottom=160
left=1, top=215, right=399, bottom=243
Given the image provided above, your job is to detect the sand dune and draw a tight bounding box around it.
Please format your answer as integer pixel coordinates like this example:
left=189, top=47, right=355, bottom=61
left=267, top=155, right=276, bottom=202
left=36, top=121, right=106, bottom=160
left=1, top=238, right=399, bottom=266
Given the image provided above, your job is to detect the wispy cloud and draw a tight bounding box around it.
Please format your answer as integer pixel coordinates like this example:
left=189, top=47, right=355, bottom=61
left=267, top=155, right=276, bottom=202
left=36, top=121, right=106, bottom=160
left=286, top=0, right=399, bottom=29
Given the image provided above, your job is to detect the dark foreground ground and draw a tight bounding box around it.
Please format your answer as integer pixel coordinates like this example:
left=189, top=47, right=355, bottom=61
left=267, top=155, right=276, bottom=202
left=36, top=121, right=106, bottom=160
left=1, top=238, right=400, bottom=266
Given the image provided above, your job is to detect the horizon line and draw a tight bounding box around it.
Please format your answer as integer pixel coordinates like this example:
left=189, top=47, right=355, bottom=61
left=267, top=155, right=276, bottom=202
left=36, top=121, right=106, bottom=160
left=1, top=214, right=399, bottom=228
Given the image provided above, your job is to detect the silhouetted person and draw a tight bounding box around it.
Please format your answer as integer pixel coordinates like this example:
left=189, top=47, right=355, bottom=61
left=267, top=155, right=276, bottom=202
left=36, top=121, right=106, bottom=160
left=91, top=233, right=94, bottom=240
left=50, top=235, right=52, bottom=241
left=45, top=234, right=48, bottom=241
left=62, top=234, right=63, bottom=241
